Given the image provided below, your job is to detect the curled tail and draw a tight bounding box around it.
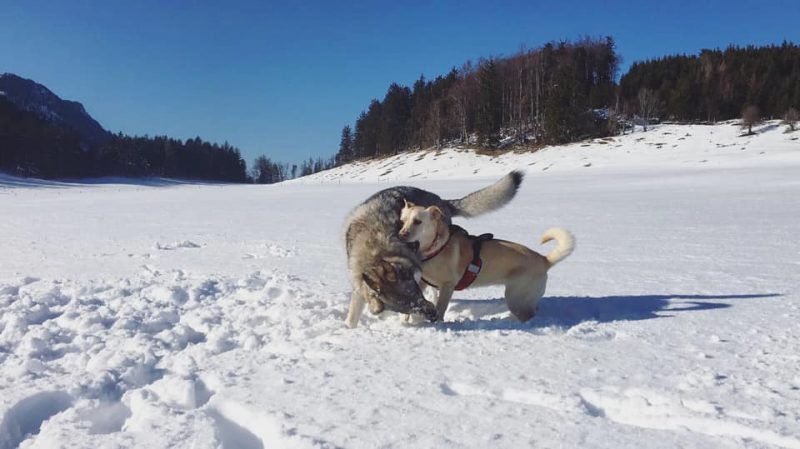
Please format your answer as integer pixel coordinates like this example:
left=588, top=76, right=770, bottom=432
left=540, top=228, right=575, bottom=267
left=446, top=170, right=523, bottom=218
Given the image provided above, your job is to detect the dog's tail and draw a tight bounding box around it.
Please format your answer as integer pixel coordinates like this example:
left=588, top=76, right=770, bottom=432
left=446, top=171, right=524, bottom=218
left=540, top=228, right=575, bottom=267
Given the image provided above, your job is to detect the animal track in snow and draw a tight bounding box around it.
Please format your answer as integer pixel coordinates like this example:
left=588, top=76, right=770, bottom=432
left=77, top=400, right=132, bottom=435
left=208, top=400, right=334, bottom=449
left=208, top=408, right=263, bottom=449
left=440, top=381, right=594, bottom=416
left=0, top=391, right=73, bottom=449
left=155, top=240, right=203, bottom=250
left=242, top=243, right=297, bottom=259
left=579, top=388, right=800, bottom=449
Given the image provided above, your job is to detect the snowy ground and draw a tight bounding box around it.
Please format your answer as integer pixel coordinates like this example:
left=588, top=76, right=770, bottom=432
left=1, top=122, right=799, bottom=448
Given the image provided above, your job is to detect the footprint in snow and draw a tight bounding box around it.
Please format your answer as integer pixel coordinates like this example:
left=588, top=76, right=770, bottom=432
left=0, top=391, right=73, bottom=449
left=579, top=388, right=800, bottom=449
left=155, top=240, right=203, bottom=250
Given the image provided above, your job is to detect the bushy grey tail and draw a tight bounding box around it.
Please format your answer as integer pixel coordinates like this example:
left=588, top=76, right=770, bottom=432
left=446, top=171, right=524, bottom=218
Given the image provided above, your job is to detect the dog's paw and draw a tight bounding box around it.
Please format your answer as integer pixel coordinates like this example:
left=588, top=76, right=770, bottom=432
left=419, top=302, right=438, bottom=322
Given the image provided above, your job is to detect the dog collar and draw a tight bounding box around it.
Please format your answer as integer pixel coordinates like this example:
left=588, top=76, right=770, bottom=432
left=421, top=228, right=451, bottom=261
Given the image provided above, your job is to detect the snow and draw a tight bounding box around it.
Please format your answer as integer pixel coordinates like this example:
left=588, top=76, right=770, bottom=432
left=1, top=121, right=799, bottom=448
left=293, top=120, right=799, bottom=183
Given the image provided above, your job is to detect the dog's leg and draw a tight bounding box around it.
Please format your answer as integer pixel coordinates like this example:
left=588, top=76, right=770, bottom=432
left=435, top=284, right=455, bottom=322
left=423, top=282, right=439, bottom=304
left=504, top=273, right=546, bottom=322
left=345, top=289, right=366, bottom=328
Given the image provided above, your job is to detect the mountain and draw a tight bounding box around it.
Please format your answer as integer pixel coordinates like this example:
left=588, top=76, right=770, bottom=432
left=0, top=72, right=110, bottom=146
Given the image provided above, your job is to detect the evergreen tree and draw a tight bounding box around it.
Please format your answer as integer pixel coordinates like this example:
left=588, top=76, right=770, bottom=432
left=336, top=125, right=354, bottom=165
left=377, top=84, right=412, bottom=155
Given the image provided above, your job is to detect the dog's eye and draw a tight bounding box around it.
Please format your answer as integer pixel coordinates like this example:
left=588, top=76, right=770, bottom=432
left=413, top=219, right=421, bottom=225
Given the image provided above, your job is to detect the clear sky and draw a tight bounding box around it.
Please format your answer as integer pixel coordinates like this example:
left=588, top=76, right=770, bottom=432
left=1, top=0, right=798, bottom=165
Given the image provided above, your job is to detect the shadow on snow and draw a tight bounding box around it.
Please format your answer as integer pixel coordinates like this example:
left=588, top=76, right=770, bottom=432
left=0, top=173, right=232, bottom=189
left=438, top=293, right=782, bottom=332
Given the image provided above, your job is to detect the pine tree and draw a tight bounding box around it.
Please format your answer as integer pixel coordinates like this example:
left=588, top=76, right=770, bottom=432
left=336, top=125, right=354, bottom=165
left=377, top=84, right=412, bottom=155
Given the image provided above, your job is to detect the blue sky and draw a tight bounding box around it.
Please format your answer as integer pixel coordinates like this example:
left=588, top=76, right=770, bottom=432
left=1, top=0, right=798, bottom=165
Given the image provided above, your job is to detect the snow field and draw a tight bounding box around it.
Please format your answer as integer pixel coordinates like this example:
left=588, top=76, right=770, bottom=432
left=1, top=121, right=799, bottom=448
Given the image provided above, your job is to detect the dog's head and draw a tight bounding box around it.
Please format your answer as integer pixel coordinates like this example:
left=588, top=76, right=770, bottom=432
left=361, top=258, right=437, bottom=321
left=399, top=199, right=444, bottom=247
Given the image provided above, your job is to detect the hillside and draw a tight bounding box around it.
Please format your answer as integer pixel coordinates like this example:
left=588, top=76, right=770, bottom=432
left=298, top=120, right=800, bottom=184
left=0, top=73, right=109, bottom=145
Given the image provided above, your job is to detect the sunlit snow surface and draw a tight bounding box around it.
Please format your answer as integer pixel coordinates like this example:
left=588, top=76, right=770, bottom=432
left=1, top=122, right=799, bottom=448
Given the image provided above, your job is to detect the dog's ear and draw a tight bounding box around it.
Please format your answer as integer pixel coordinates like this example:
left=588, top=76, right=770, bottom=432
left=403, top=198, right=416, bottom=209
left=362, top=261, right=398, bottom=292
left=427, top=206, right=444, bottom=220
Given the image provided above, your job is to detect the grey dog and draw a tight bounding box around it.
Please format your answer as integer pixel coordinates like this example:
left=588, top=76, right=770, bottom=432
left=344, top=171, right=523, bottom=328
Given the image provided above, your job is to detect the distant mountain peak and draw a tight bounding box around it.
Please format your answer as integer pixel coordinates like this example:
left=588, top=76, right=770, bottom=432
left=0, top=72, right=110, bottom=145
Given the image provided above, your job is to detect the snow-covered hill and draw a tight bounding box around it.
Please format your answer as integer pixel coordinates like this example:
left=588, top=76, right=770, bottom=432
left=295, top=120, right=799, bottom=183
left=1, top=122, right=799, bottom=449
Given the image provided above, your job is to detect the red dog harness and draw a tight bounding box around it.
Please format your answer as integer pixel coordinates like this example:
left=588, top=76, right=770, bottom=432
left=423, top=225, right=493, bottom=291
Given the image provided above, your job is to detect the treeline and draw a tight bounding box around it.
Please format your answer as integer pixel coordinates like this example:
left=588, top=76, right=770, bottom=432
left=249, top=155, right=335, bottom=183
left=1, top=96, right=250, bottom=181
left=0, top=93, right=338, bottom=183
left=336, top=37, right=619, bottom=163
left=98, top=134, right=248, bottom=181
left=619, top=42, right=800, bottom=122
left=0, top=96, right=92, bottom=179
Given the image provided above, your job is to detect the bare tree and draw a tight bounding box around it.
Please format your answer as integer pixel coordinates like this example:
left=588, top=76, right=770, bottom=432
left=424, top=99, right=444, bottom=149
left=449, top=62, right=476, bottom=144
left=742, top=105, right=760, bottom=135
left=784, top=107, right=798, bottom=132
left=637, top=88, right=657, bottom=131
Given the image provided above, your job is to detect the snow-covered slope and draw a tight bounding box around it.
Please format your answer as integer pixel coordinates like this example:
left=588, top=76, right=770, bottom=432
left=295, top=121, right=800, bottom=183
left=1, top=122, right=799, bottom=449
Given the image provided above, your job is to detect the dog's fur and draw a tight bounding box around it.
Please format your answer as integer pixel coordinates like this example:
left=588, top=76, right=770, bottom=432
left=399, top=202, right=574, bottom=322
left=344, top=171, right=524, bottom=328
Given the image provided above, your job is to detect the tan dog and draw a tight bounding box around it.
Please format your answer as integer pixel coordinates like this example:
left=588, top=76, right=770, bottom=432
left=399, top=200, right=575, bottom=322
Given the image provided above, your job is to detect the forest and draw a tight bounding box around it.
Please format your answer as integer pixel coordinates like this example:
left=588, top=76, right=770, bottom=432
left=0, top=97, right=249, bottom=182
left=335, top=40, right=800, bottom=164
